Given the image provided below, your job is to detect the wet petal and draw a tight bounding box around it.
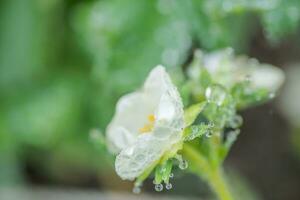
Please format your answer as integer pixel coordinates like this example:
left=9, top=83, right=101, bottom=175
left=106, top=92, right=154, bottom=153
left=145, top=65, right=185, bottom=136
left=115, top=134, right=166, bottom=180
left=250, top=64, right=285, bottom=92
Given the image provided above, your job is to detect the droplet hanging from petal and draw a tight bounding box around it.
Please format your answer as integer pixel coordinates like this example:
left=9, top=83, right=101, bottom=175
left=166, top=183, right=173, bottom=190
left=133, top=186, right=141, bottom=194
left=155, top=183, right=163, bottom=192
left=179, top=160, right=188, bottom=170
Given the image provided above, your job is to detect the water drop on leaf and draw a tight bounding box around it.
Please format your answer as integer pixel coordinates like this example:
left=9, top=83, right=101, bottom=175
left=206, top=131, right=212, bottom=138
left=208, top=121, right=214, bottom=128
left=205, top=85, right=227, bottom=106
left=179, top=160, right=188, bottom=170
left=169, top=173, right=174, bottom=178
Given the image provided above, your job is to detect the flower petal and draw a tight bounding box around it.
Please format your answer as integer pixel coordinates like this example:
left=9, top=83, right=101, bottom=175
left=155, top=83, right=184, bottom=131
left=115, top=134, right=166, bottom=180
left=250, top=64, right=285, bottom=92
left=106, top=92, right=155, bottom=153
left=144, top=65, right=185, bottom=136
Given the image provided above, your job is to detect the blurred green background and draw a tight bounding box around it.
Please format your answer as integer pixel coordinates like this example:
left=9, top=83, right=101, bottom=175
left=0, top=0, right=300, bottom=200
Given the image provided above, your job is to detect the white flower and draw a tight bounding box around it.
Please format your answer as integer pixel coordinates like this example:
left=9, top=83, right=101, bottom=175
left=188, top=48, right=285, bottom=92
left=106, top=65, right=184, bottom=180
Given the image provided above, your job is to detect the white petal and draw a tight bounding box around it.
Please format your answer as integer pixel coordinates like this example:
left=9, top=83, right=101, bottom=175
left=250, top=64, right=285, bottom=92
left=154, top=88, right=184, bottom=137
left=144, top=65, right=168, bottom=97
left=115, top=134, right=166, bottom=180
left=106, top=126, right=136, bottom=154
left=144, top=65, right=185, bottom=135
left=204, top=48, right=234, bottom=74
left=106, top=92, right=155, bottom=153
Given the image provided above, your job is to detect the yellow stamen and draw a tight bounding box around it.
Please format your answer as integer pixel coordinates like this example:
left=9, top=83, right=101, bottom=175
left=148, top=114, right=155, bottom=122
left=139, top=114, right=155, bottom=134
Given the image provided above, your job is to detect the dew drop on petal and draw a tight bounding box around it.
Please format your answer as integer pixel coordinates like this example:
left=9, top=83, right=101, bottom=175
left=155, top=183, right=164, bottom=192
left=179, top=160, right=188, bottom=170
left=166, top=183, right=173, bottom=190
left=169, top=173, right=174, bottom=178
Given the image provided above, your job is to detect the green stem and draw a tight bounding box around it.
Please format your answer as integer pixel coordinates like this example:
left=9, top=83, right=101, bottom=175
left=182, top=144, right=234, bottom=200
left=208, top=168, right=234, bottom=200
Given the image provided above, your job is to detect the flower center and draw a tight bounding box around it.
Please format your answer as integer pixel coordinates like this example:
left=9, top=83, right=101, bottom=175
left=139, top=114, right=155, bottom=134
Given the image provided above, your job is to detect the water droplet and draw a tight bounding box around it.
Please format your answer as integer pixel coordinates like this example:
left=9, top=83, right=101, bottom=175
left=133, top=186, right=141, bottom=194
left=190, top=126, right=200, bottom=138
left=179, top=160, right=188, bottom=170
left=166, top=183, right=173, bottom=190
left=155, top=183, right=163, bottom=192
left=185, top=125, right=204, bottom=141
left=169, top=173, right=174, bottom=178
left=205, top=85, right=227, bottom=106
left=206, top=131, right=212, bottom=138
left=208, top=121, right=214, bottom=128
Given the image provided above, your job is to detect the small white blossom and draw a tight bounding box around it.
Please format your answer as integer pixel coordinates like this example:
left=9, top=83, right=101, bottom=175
left=189, top=48, right=285, bottom=92
left=106, top=65, right=184, bottom=180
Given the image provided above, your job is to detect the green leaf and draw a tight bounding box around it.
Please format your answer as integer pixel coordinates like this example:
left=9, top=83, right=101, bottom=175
left=184, top=102, right=206, bottom=127
left=184, top=124, right=210, bottom=141
left=154, top=166, right=163, bottom=184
